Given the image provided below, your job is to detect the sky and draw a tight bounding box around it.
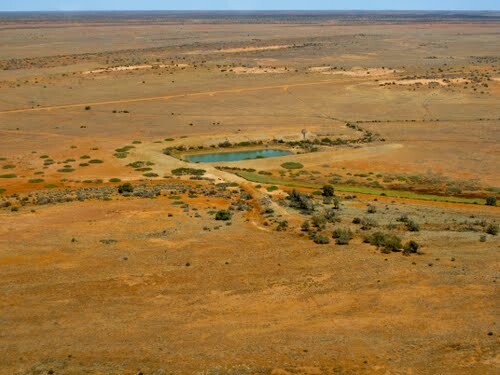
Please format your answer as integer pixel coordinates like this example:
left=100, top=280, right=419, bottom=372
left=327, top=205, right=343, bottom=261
left=1, top=1, right=499, bottom=11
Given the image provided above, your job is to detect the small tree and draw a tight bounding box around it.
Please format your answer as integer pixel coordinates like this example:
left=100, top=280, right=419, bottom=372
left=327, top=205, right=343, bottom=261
left=486, top=196, right=497, bottom=206
left=322, top=185, right=335, bottom=197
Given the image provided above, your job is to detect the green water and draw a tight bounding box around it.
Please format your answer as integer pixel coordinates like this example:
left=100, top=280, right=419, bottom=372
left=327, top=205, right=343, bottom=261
left=184, top=149, right=292, bottom=163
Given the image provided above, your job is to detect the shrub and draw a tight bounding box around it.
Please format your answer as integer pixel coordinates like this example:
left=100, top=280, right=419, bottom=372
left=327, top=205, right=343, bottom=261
left=313, top=234, right=330, bottom=244
left=215, top=210, right=232, bottom=221
left=485, top=223, right=499, bottom=236
left=367, top=205, right=377, bottom=214
left=267, top=186, right=279, bottom=192
left=352, top=217, right=361, bottom=224
left=118, top=183, right=134, bottom=194
left=312, top=213, right=327, bottom=229
left=171, top=168, right=206, bottom=176
left=360, top=217, right=377, bottom=230
left=405, top=220, right=420, bottom=232
left=57, top=168, right=74, bottom=173
left=28, top=178, right=44, bottom=183
left=301, top=220, right=311, bottom=232
left=333, top=228, right=353, bottom=245
left=143, top=173, right=159, bottom=177
left=322, top=184, right=335, bottom=197
left=403, top=240, right=421, bottom=255
left=2, top=165, right=15, bottom=169
left=281, top=162, right=304, bottom=170
left=486, top=195, right=497, bottom=206
left=287, top=190, right=315, bottom=213
left=85, top=106, right=91, bottom=110
left=89, top=159, right=103, bottom=164
left=276, top=220, right=289, bottom=231
left=364, top=232, right=402, bottom=253
left=109, top=178, right=121, bottom=183
left=0, top=174, right=17, bottom=178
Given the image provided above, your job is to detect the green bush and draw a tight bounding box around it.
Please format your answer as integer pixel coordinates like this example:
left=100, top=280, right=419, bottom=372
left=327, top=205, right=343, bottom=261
left=266, top=186, right=279, bottom=192
left=322, top=184, right=335, bottom=197
left=281, top=162, right=304, bottom=170
left=143, top=172, right=159, bottom=177
left=109, top=178, right=121, bottom=183
left=118, top=183, right=134, bottom=194
left=0, top=174, right=16, bottom=178
left=313, top=234, right=330, bottom=244
left=171, top=168, right=206, bottom=176
left=57, top=168, right=75, bottom=173
left=486, top=196, right=497, bottom=206
left=2, top=165, right=15, bottom=169
left=89, top=159, right=103, bottom=164
left=364, top=231, right=402, bottom=253
left=28, top=178, right=44, bottom=183
left=215, top=210, right=232, bottom=221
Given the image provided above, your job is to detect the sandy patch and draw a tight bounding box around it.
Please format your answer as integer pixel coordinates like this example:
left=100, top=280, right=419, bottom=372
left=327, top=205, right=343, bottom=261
left=185, top=44, right=292, bottom=55
left=82, top=63, right=189, bottom=74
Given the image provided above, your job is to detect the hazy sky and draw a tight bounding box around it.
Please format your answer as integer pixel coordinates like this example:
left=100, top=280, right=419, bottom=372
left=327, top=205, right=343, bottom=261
left=1, top=1, right=499, bottom=11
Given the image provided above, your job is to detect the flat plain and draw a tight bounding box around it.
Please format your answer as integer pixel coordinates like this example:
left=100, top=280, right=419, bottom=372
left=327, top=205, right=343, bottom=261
left=0, top=11, right=499, bottom=375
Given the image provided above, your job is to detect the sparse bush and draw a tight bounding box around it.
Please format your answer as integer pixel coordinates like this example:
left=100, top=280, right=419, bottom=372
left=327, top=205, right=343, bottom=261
left=287, top=189, right=315, bottom=213
left=89, top=159, right=103, bottom=164
left=215, top=210, right=232, bottom=221
left=406, top=219, right=420, bottom=232
left=143, top=172, right=159, bottom=177
left=301, top=220, right=311, bottom=232
left=367, top=205, right=377, bottom=214
left=276, top=220, right=289, bottom=231
left=109, top=178, right=121, bottom=183
left=28, top=179, right=44, bottom=183
left=360, top=217, right=377, bottom=230
left=403, top=240, right=421, bottom=255
left=485, top=223, right=499, bottom=236
left=0, top=174, right=17, bottom=178
left=332, top=228, right=353, bottom=245
left=352, top=217, right=361, bottom=224
left=479, top=235, right=487, bottom=242
left=486, top=195, right=497, bottom=206
left=312, top=213, right=327, bottom=229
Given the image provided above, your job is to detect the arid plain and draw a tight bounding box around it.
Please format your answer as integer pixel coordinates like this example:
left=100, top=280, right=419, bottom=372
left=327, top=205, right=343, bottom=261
left=0, top=11, right=499, bottom=375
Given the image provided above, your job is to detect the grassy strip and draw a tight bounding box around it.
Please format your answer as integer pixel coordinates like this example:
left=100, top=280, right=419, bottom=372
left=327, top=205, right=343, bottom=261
left=236, top=171, right=485, bottom=205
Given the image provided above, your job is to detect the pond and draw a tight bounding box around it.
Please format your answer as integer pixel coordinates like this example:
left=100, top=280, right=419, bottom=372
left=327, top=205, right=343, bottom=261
left=184, top=149, right=292, bottom=163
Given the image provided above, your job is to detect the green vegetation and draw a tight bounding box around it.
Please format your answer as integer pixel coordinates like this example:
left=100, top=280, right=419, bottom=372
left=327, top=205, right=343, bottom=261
left=0, top=173, right=17, bottom=178
left=332, top=228, right=353, bottom=245
left=0, top=188, right=6, bottom=194
left=215, top=210, right=232, bottom=221
left=266, top=186, right=279, bottom=192
left=118, top=183, right=133, bottom=194
left=109, top=178, right=121, bottom=183
left=132, top=140, right=142, bottom=144
left=2, top=164, right=15, bottom=169
left=143, top=173, right=159, bottom=177
left=322, top=184, right=335, bottom=197
left=235, top=171, right=485, bottom=204
left=57, top=168, right=75, bottom=173
left=44, top=184, right=57, bottom=189
left=485, top=223, right=499, bottom=236
left=28, top=179, right=45, bottom=183
left=171, top=168, right=206, bottom=176
left=486, top=195, right=497, bottom=206
left=89, top=159, right=104, bottom=164
left=281, top=162, right=304, bottom=170
left=364, top=232, right=403, bottom=253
